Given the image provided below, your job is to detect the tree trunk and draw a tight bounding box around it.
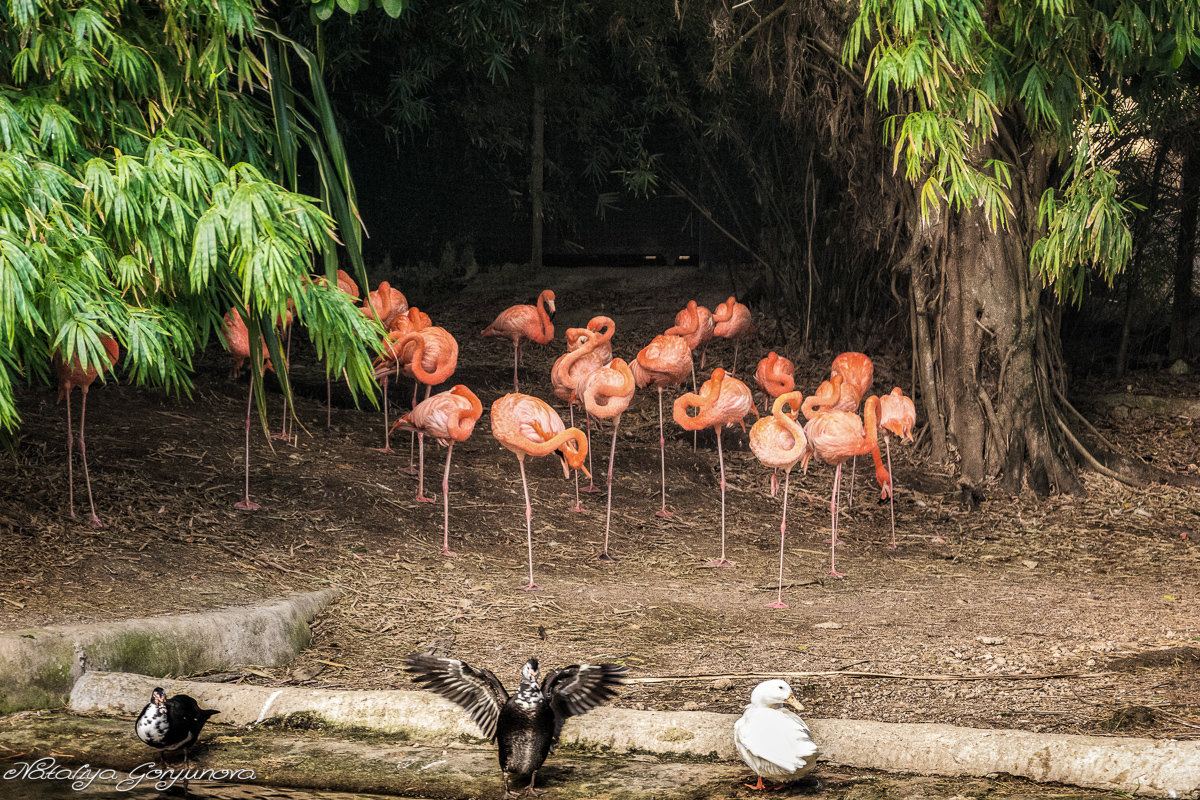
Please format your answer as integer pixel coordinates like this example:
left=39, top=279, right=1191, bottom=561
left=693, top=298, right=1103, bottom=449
left=530, top=82, right=545, bottom=271
left=924, top=150, right=1081, bottom=496
left=1169, top=142, right=1199, bottom=363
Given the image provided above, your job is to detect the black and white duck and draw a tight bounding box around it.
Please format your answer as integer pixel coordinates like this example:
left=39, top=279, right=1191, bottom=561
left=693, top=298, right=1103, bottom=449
left=734, top=679, right=820, bottom=790
left=405, top=653, right=626, bottom=797
left=134, top=687, right=220, bottom=765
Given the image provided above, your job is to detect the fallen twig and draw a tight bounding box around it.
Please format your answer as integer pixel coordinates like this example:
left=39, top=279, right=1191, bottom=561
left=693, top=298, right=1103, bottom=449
left=626, top=669, right=1118, bottom=684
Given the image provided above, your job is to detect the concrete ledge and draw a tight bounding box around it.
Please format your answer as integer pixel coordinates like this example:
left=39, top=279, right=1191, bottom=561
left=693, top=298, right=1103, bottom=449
left=0, top=590, right=337, bottom=713
left=69, top=671, right=1200, bottom=798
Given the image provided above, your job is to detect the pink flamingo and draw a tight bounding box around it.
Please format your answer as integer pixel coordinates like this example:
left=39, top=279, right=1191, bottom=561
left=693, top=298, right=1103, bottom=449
left=551, top=332, right=608, bottom=511
left=831, top=352, right=873, bottom=506
left=673, top=368, right=756, bottom=567
left=389, top=306, right=433, bottom=474
left=666, top=300, right=715, bottom=365
left=631, top=334, right=692, bottom=517
left=490, top=393, right=589, bottom=591
left=565, top=315, right=615, bottom=362
left=361, top=280, right=408, bottom=329
left=876, top=387, right=916, bottom=550
left=575, top=358, right=636, bottom=561
left=224, top=308, right=273, bottom=511
left=394, top=326, right=459, bottom=503
left=749, top=392, right=808, bottom=608
left=712, top=296, right=754, bottom=374
left=801, top=395, right=890, bottom=578
left=391, top=385, right=483, bottom=556
left=53, top=337, right=120, bottom=528
left=482, top=289, right=555, bottom=391
left=754, top=351, right=796, bottom=496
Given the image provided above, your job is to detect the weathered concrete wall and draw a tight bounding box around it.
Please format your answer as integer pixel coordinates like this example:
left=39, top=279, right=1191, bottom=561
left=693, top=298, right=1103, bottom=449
left=69, top=671, right=1200, bottom=798
left=0, top=590, right=337, bottom=713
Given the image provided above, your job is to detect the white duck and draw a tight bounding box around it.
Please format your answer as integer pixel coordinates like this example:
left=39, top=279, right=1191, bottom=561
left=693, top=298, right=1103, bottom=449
left=734, top=679, right=820, bottom=790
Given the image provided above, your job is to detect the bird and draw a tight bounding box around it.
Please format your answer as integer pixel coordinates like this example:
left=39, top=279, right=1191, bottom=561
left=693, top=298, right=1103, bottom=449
left=673, top=368, right=756, bottom=567
left=749, top=392, right=808, bottom=609
left=394, top=326, right=460, bottom=503
left=53, top=336, right=120, bottom=528
left=712, top=296, right=754, bottom=374
left=754, top=352, right=795, bottom=413
left=575, top=357, right=636, bottom=561
left=388, top=305, right=434, bottom=473
left=565, top=315, right=615, bottom=362
left=631, top=334, right=693, bottom=518
left=734, top=679, right=819, bottom=791
left=665, top=300, right=715, bottom=364
left=550, top=330, right=608, bottom=509
left=391, top=385, right=483, bottom=556
left=490, top=393, right=589, bottom=591
left=361, top=280, right=408, bottom=329
left=831, top=352, right=873, bottom=507
left=315, top=269, right=360, bottom=428
left=876, top=387, right=916, bottom=550
left=802, top=395, right=889, bottom=578
left=223, top=308, right=272, bottom=511
left=482, top=289, right=556, bottom=392
left=135, top=687, right=220, bottom=766
left=404, top=654, right=626, bottom=799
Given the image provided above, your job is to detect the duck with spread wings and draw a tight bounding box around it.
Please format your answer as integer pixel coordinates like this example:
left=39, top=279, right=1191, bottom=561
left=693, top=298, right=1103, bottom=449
left=405, top=653, right=626, bottom=797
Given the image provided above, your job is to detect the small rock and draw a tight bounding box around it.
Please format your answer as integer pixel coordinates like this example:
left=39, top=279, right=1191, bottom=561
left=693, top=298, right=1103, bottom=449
left=682, top=700, right=701, bottom=711
left=1020, top=559, right=1038, bottom=569
left=813, top=621, right=843, bottom=630
left=1168, top=359, right=1189, bottom=375
left=711, top=677, right=734, bottom=691
left=977, top=636, right=1006, bottom=645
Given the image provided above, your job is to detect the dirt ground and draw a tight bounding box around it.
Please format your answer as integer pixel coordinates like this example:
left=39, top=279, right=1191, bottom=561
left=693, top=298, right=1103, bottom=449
left=2, top=264, right=1199, bottom=753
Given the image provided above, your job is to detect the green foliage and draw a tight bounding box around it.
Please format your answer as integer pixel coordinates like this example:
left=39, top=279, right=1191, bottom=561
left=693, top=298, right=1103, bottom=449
left=846, top=0, right=1200, bottom=302
left=0, top=0, right=381, bottom=433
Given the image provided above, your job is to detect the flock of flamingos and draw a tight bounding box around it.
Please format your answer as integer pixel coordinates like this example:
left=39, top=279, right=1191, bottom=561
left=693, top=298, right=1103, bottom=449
left=51, top=270, right=916, bottom=607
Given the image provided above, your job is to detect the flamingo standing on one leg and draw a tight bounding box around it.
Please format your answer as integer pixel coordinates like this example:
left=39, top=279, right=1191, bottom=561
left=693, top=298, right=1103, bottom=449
left=631, top=334, right=692, bottom=518
left=712, top=296, right=754, bottom=375
left=394, top=326, right=459, bottom=503
left=666, top=300, right=715, bottom=450
left=224, top=308, right=273, bottom=512
left=390, top=306, right=433, bottom=474
left=551, top=329, right=608, bottom=511
left=490, top=393, right=589, bottom=591
left=53, top=337, right=120, bottom=528
left=673, top=368, right=757, bottom=567
left=754, top=351, right=796, bottom=496
left=749, top=392, right=808, bottom=608
left=565, top=315, right=615, bottom=361
left=575, top=358, right=636, bottom=561
left=316, top=269, right=359, bottom=428
left=391, top=385, right=483, bottom=556
left=802, top=395, right=889, bottom=578
left=876, top=387, right=916, bottom=550
left=482, top=289, right=555, bottom=392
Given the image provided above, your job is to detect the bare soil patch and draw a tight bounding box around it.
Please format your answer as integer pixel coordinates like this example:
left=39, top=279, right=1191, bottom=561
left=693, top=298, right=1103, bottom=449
left=2, top=265, right=1198, bottom=752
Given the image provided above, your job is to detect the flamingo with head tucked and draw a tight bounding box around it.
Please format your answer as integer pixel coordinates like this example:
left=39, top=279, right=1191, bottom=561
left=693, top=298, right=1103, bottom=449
left=754, top=351, right=796, bottom=496
left=876, top=387, right=916, bottom=550
left=393, top=326, right=459, bottom=503
left=482, top=289, right=555, bottom=391
left=491, top=393, right=589, bottom=591
left=749, top=392, right=808, bottom=608
left=712, top=297, right=754, bottom=374
left=392, top=385, right=483, bottom=556
left=802, top=395, right=889, bottom=578
left=361, top=280, right=408, bottom=330
left=575, top=358, right=636, bottom=561
left=54, top=336, right=120, bottom=528
left=551, top=333, right=608, bottom=511
left=631, top=334, right=693, bottom=518
left=565, top=315, right=615, bottom=362
left=674, top=368, right=756, bottom=568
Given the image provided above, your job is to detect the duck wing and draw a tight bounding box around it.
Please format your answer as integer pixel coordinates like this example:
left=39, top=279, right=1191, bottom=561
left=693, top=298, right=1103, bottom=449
left=404, top=653, right=510, bottom=740
left=734, top=706, right=819, bottom=777
left=542, top=663, right=627, bottom=744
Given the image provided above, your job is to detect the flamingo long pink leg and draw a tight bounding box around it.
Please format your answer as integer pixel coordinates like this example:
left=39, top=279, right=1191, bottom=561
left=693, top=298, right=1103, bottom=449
left=375, top=376, right=394, bottom=454
left=766, top=469, right=790, bottom=608
left=440, top=443, right=457, bottom=556
left=568, top=404, right=585, bottom=513
left=512, top=340, right=520, bottom=392
left=705, top=430, right=734, bottom=568
left=235, top=379, right=261, bottom=511
left=654, top=387, right=673, bottom=518
left=65, top=390, right=76, bottom=521
left=828, top=464, right=845, bottom=578
left=582, top=415, right=600, bottom=493
left=517, top=456, right=540, bottom=591
left=847, top=455, right=857, bottom=508
left=416, top=432, right=436, bottom=503
left=78, top=391, right=103, bottom=528
left=599, top=416, right=621, bottom=562
left=403, top=380, right=419, bottom=475
left=885, top=437, right=897, bottom=550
